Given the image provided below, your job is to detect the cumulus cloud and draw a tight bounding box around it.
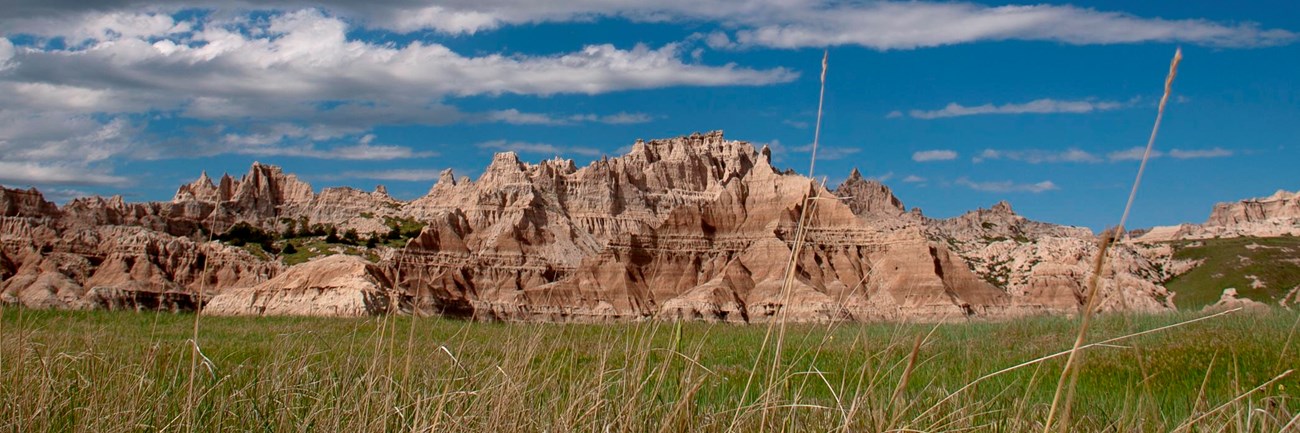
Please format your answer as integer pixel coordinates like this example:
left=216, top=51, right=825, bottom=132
left=1107, top=146, right=1234, bottom=161
left=905, top=98, right=1131, bottom=120
left=974, top=148, right=1102, bottom=163
left=957, top=177, right=1059, bottom=193
left=6, top=10, right=793, bottom=105
left=0, top=8, right=792, bottom=185
left=477, top=139, right=603, bottom=157
left=913, top=150, right=958, bottom=162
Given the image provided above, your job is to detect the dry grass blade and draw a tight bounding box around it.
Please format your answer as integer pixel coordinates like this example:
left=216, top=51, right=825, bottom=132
left=733, top=49, right=829, bottom=433
left=1041, top=47, right=1183, bottom=433
left=1171, top=369, right=1294, bottom=433
left=184, top=199, right=222, bottom=432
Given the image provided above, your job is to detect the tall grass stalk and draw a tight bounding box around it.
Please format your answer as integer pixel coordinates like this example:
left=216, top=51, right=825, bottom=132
left=1041, top=47, right=1184, bottom=433
left=184, top=199, right=222, bottom=432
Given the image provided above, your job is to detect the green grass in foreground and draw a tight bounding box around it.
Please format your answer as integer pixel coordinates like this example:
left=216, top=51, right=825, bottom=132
left=2, top=309, right=1299, bottom=432
left=1165, top=235, right=1300, bottom=309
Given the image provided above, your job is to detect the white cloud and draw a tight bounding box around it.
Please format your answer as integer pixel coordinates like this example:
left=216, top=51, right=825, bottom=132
left=728, top=2, right=1294, bottom=49
left=487, top=109, right=567, bottom=126
left=902, top=175, right=926, bottom=183
left=477, top=139, right=603, bottom=157
left=974, top=148, right=1101, bottom=163
left=913, top=150, right=958, bottom=162
left=1169, top=148, right=1233, bottom=159
left=866, top=171, right=894, bottom=182
left=0, top=9, right=790, bottom=179
left=595, top=112, right=655, bottom=125
left=790, top=143, right=860, bottom=161
left=957, top=177, right=1059, bottom=193
left=38, top=187, right=95, bottom=203
left=332, top=169, right=451, bottom=182
left=705, top=31, right=735, bottom=49
left=782, top=119, right=808, bottom=129
left=3, top=2, right=1289, bottom=49
left=0, top=161, right=130, bottom=186
left=1107, top=146, right=1234, bottom=161
left=1107, top=147, right=1150, bottom=161
left=906, top=98, right=1130, bottom=120
left=0, top=38, right=13, bottom=70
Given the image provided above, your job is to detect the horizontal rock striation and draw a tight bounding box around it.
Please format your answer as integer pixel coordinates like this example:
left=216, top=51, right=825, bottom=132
left=1135, top=189, right=1300, bottom=242
left=1, top=131, right=1199, bottom=320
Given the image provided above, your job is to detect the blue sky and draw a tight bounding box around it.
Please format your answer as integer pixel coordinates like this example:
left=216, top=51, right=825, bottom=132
left=0, top=1, right=1296, bottom=231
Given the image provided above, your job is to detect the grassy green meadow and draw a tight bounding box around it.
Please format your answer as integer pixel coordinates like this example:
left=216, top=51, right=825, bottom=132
left=3, top=308, right=1299, bottom=432
left=1164, top=236, right=1300, bottom=309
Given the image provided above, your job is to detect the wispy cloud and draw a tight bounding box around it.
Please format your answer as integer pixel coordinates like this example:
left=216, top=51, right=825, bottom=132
left=902, top=98, right=1132, bottom=120
left=329, top=169, right=453, bottom=182
left=13, top=1, right=1277, bottom=49
left=477, top=139, right=603, bottom=157
left=223, top=133, right=437, bottom=160
left=1168, top=148, right=1234, bottom=159
left=486, top=109, right=656, bottom=126
left=913, top=150, right=958, bottom=162
left=902, top=175, right=926, bottom=183
left=974, top=148, right=1102, bottom=163
left=782, top=119, right=809, bottom=129
left=0, top=161, right=130, bottom=186
left=957, top=177, right=1059, bottom=193
left=1108, top=147, right=1234, bottom=161
left=793, top=144, right=860, bottom=161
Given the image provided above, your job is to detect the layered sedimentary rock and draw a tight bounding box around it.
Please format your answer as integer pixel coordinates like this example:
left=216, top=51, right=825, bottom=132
left=833, top=169, right=907, bottom=219
left=390, top=132, right=1158, bottom=322
left=1, top=211, right=277, bottom=310
left=0, top=131, right=1198, bottom=320
left=1, top=187, right=60, bottom=219
left=1135, top=189, right=1300, bottom=242
left=206, top=255, right=392, bottom=316
left=925, top=202, right=1175, bottom=314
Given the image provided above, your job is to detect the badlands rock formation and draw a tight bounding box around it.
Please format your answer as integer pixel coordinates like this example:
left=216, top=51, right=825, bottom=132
left=1134, top=189, right=1300, bottom=242
left=925, top=202, right=1174, bottom=314
left=0, top=131, right=1218, bottom=320
left=206, top=255, right=393, bottom=317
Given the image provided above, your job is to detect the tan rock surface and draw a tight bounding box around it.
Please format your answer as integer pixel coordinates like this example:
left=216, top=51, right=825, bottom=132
left=206, top=255, right=393, bottom=317
left=1135, top=189, right=1300, bottom=242
left=0, top=131, right=1210, bottom=320
left=1203, top=288, right=1270, bottom=313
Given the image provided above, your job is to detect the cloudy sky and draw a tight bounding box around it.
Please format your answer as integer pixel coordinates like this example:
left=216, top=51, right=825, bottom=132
left=1, top=0, right=1296, bottom=230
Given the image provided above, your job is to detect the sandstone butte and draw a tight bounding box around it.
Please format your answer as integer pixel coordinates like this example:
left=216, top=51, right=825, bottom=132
left=1, top=131, right=1295, bottom=321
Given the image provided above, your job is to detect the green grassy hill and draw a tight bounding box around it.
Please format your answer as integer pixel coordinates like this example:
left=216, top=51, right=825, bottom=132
left=1163, top=235, right=1300, bottom=309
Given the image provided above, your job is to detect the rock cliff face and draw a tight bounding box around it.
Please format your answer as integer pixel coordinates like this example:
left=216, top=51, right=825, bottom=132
left=1, top=210, right=277, bottom=310
left=833, top=169, right=907, bottom=219
left=0, top=131, right=1212, bottom=320
left=1135, top=190, right=1300, bottom=242
left=206, top=255, right=392, bottom=317
left=924, top=201, right=1175, bottom=315
left=387, top=132, right=1165, bottom=322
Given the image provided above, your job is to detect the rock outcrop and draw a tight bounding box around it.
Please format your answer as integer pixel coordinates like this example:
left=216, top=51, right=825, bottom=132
left=206, top=255, right=393, bottom=317
left=0, top=131, right=1205, bottom=320
left=833, top=169, right=906, bottom=219
left=925, top=202, right=1175, bottom=315
left=1, top=187, right=60, bottom=219
left=1135, top=189, right=1300, bottom=242
left=1203, top=288, right=1270, bottom=313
